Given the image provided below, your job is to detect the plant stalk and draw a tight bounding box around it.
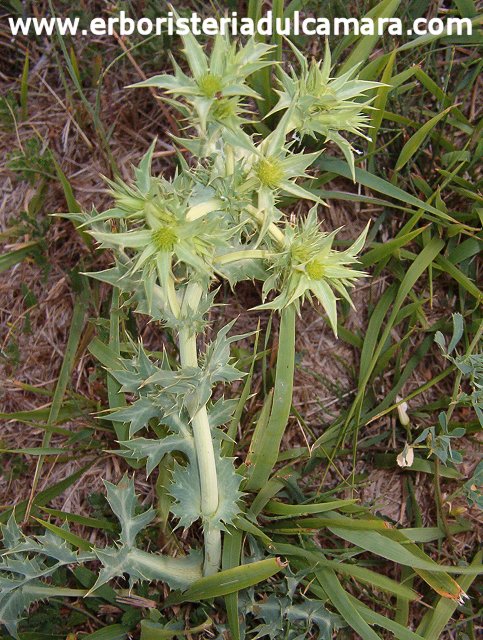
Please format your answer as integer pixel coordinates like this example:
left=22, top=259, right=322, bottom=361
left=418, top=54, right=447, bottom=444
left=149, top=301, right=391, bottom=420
left=178, top=282, right=221, bottom=575
left=247, top=204, right=286, bottom=247
left=215, top=249, right=272, bottom=265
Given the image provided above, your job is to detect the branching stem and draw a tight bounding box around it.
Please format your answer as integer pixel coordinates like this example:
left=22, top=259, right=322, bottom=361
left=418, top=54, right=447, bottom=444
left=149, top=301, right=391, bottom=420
left=247, top=204, right=286, bottom=247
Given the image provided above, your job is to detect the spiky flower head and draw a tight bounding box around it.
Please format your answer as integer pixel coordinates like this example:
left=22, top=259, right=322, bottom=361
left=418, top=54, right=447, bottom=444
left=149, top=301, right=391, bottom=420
left=89, top=191, right=230, bottom=285
left=222, top=108, right=323, bottom=215
left=130, top=30, right=273, bottom=133
left=270, top=40, right=382, bottom=179
left=71, top=143, right=235, bottom=314
left=258, top=208, right=369, bottom=336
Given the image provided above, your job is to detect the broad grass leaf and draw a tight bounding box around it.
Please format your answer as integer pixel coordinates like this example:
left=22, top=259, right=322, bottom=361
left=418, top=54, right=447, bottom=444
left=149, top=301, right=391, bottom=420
left=245, top=305, right=296, bottom=490
left=83, top=624, right=129, bottom=640
left=39, top=507, right=116, bottom=532
left=337, top=0, right=400, bottom=75
left=222, top=528, right=243, bottom=640
left=265, top=499, right=357, bottom=517
left=274, top=542, right=418, bottom=600
left=0, top=463, right=93, bottom=524
left=315, top=566, right=381, bottom=640
left=140, top=617, right=212, bottom=639
left=318, top=158, right=455, bottom=224
left=417, top=550, right=482, bottom=639
left=395, top=106, right=455, bottom=172
left=32, top=517, right=92, bottom=551
left=0, top=241, right=40, bottom=273
left=167, top=557, right=285, bottom=603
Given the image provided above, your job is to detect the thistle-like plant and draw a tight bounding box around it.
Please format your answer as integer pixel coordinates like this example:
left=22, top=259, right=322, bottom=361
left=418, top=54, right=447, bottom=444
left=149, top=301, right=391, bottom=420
left=0, top=477, right=201, bottom=638
left=258, top=207, right=369, bottom=335
left=2, top=31, right=392, bottom=638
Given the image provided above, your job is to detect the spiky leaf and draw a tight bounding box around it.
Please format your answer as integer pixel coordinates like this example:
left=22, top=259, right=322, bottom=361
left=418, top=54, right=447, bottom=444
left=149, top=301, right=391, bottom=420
left=103, top=475, right=156, bottom=548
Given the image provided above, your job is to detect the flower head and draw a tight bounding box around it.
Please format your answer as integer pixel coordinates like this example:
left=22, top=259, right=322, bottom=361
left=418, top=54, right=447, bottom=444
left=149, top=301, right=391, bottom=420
left=256, top=157, right=286, bottom=189
left=258, top=208, right=369, bottom=336
left=71, top=143, right=233, bottom=297
left=221, top=109, right=323, bottom=213
left=270, top=40, right=382, bottom=179
left=130, top=31, right=272, bottom=132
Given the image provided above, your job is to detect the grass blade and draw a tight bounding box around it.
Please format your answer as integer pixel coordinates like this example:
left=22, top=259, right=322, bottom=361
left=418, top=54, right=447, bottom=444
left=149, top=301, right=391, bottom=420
left=0, top=241, right=40, bottom=273
left=39, top=507, right=116, bottom=532
left=394, top=106, right=455, bottom=172
left=0, top=464, right=93, bottom=523
left=417, top=550, right=482, bottom=639
left=32, top=516, right=92, bottom=551
left=24, top=278, right=90, bottom=520
left=245, top=305, right=296, bottom=490
left=166, top=557, right=285, bottom=603
left=265, top=499, right=357, bottom=517
left=20, top=50, right=29, bottom=120
left=368, top=50, right=396, bottom=172
left=315, top=566, right=381, bottom=640
left=318, top=158, right=460, bottom=225
left=223, top=322, right=260, bottom=457
left=274, top=543, right=418, bottom=600
left=337, top=0, right=400, bottom=75
left=222, top=528, right=243, bottom=640
left=107, top=287, right=129, bottom=441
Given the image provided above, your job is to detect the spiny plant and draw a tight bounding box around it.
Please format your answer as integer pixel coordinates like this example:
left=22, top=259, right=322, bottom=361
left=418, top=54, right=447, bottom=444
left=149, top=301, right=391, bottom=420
left=267, top=39, right=381, bottom=179
left=1, top=31, right=478, bottom=640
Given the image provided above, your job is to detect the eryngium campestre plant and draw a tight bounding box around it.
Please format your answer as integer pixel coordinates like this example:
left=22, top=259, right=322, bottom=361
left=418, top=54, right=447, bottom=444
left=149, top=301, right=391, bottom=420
left=3, top=30, right=416, bottom=638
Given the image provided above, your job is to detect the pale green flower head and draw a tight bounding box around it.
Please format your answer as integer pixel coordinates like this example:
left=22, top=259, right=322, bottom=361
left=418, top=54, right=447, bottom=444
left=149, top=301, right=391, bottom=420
left=89, top=192, right=230, bottom=283
left=253, top=122, right=321, bottom=203
left=68, top=141, right=193, bottom=231
left=221, top=109, right=324, bottom=211
left=258, top=208, right=369, bottom=336
left=71, top=143, right=233, bottom=292
left=130, top=29, right=273, bottom=131
left=270, top=40, right=382, bottom=179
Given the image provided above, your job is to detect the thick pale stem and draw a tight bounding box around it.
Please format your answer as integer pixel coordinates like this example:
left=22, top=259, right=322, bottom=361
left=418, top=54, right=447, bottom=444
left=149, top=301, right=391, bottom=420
left=186, top=198, right=223, bottom=221
left=178, top=282, right=221, bottom=575
left=156, top=255, right=180, bottom=317
left=247, top=204, right=286, bottom=248
left=215, top=249, right=272, bottom=265
left=129, top=547, right=202, bottom=587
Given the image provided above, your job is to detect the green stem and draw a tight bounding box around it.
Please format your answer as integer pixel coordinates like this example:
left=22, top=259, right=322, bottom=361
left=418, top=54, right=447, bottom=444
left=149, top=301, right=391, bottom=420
left=178, top=282, right=221, bottom=576
left=215, top=249, right=272, bottom=265
left=186, top=198, right=223, bottom=221
left=129, top=547, right=202, bottom=587
left=247, top=204, right=286, bottom=247
left=156, top=254, right=180, bottom=317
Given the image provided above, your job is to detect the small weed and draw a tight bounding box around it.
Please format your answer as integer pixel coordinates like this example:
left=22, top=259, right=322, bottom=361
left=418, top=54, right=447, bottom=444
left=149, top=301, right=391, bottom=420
left=7, top=138, right=55, bottom=183
left=0, top=95, right=18, bottom=130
